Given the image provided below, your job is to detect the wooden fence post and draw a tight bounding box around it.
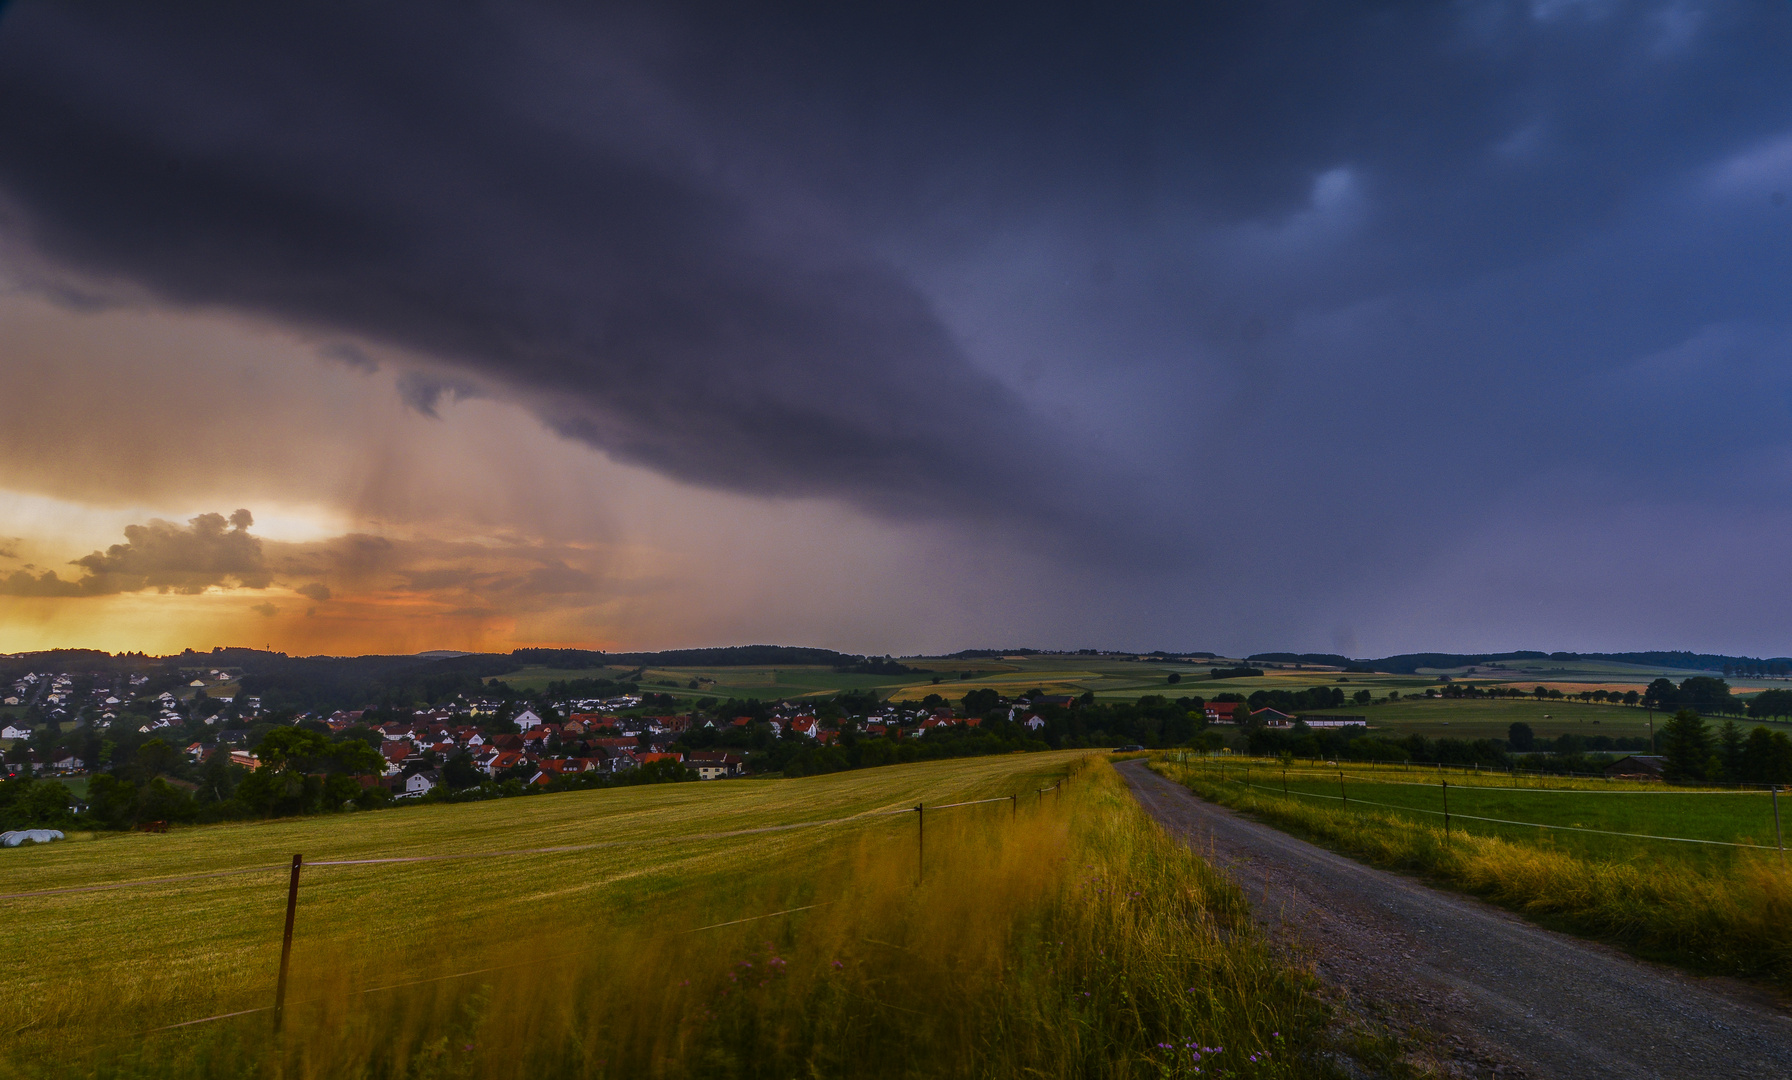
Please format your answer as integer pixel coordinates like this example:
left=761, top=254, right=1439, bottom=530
left=1338, top=769, right=1347, bottom=807
left=274, top=854, right=302, bottom=1031
left=1774, top=787, right=1784, bottom=866
left=914, top=804, right=925, bottom=883
left=1441, top=779, right=1450, bottom=841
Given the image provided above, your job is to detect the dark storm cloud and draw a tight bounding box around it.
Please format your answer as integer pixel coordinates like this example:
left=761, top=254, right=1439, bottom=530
left=5, top=2, right=1792, bottom=649
left=0, top=1, right=1101, bottom=530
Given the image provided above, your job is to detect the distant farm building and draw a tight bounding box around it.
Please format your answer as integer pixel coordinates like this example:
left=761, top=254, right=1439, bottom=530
left=1603, top=755, right=1666, bottom=780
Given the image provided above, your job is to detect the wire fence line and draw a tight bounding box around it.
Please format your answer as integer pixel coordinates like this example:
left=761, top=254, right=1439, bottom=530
left=145, top=896, right=850, bottom=1036
left=1280, top=768, right=1766, bottom=797
left=1217, top=777, right=1780, bottom=850
left=45, top=773, right=1078, bottom=1041
left=1171, top=754, right=1782, bottom=794
left=146, top=955, right=565, bottom=1034
left=1, top=790, right=1052, bottom=902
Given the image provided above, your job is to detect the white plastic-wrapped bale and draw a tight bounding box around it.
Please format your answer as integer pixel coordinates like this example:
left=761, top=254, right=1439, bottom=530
left=1, top=829, right=64, bottom=847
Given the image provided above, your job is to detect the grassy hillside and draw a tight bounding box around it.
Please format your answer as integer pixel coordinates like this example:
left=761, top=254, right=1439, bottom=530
left=1, top=753, right=1334, bottom=1079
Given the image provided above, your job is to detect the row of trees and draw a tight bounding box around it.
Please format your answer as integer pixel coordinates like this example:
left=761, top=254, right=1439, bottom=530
left=1244, top=726, right=1514, bottom=767
left=1642, top=677, right=1740, bottom=716
left=1746, top=689, right=1792, bottom=719
left=1244, top=686, right=1348, bottom=713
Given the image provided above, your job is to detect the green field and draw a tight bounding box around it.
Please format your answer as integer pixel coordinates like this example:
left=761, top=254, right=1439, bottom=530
left=1341, top=696, right=1661, bottom=740
left=1179, top=758, right=1785, bottom=865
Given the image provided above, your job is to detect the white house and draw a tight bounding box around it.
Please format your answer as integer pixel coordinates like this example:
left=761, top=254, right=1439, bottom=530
left=1, top=723, right=32, bottom=740
left=403, top=771, right=437, bottom=796
left=513, top=708, right=543, bottom=731
left=1020, top=714, right=1046, bottom=732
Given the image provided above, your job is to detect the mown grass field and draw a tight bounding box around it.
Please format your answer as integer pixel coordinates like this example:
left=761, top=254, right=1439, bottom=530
left=2, top=753, right=1338, bottom=1079
left=1155, top=757, right=1792, bottom=985
left=1, top=753, right=1078, bottom=1039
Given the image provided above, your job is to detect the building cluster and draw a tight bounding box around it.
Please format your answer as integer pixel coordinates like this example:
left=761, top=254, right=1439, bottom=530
left=1, top=667, right=262, bottom=777
left=4, top=670, right=1064, bottom=787
left=1200, top=702, right=1363, bottom=728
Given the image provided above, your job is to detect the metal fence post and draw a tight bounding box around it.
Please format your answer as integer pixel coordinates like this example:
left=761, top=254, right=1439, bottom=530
left=274, top=853, right=302, bottom=1031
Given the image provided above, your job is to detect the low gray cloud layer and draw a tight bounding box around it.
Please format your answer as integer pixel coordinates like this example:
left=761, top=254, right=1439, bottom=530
left=4, top=3, right=1792, bottom=651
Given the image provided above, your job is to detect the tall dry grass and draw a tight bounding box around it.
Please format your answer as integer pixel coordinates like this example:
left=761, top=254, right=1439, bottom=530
left=23, top=759, right=1328, bottom=1079
left=1157, top=760, right=1792, bottom=983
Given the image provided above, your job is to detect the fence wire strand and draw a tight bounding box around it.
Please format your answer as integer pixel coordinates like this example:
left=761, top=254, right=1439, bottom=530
left=123, top=775, right=1071, bottom=1038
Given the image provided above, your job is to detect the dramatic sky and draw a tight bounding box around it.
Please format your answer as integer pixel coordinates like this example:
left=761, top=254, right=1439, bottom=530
left=1, top=1, right=1789, bottom=658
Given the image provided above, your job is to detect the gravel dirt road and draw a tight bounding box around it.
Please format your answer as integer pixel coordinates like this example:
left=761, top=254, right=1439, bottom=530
left=1118, top=759, right=1792, bottom=1079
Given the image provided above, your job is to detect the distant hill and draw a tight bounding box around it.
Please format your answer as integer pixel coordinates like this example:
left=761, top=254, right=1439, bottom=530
left=1248, top=652, right=1355, bottom=668
left=510, top=645, right=873, bottom=669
